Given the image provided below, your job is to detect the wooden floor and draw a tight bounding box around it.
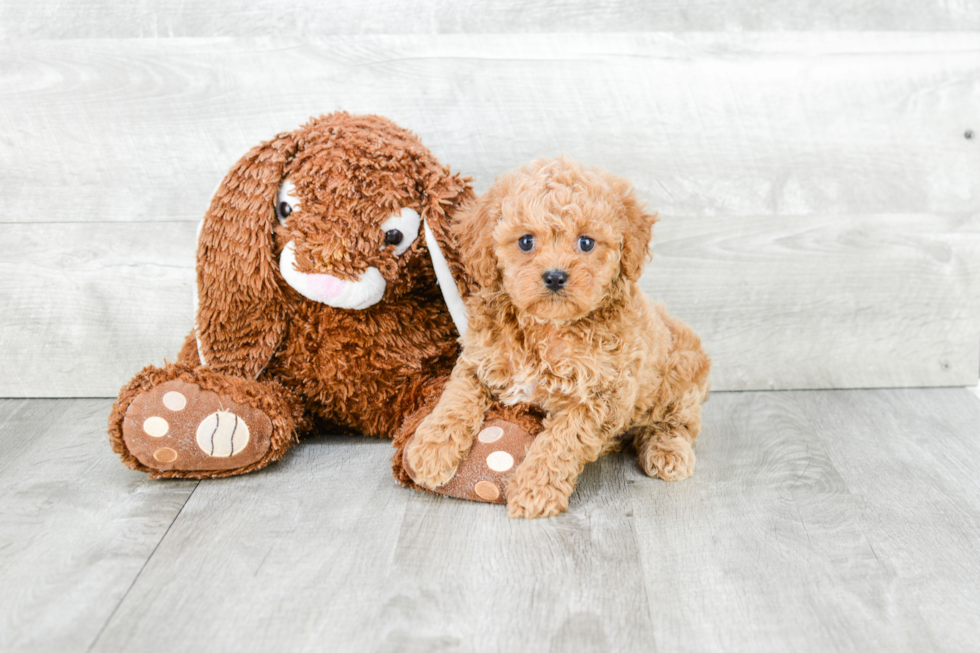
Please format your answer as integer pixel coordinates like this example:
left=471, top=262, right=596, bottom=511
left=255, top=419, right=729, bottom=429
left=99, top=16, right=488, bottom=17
left=2, top=388, right=979, bottom=653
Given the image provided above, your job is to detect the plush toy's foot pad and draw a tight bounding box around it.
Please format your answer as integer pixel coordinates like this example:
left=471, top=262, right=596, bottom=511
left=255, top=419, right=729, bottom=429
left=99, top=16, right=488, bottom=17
left=402, top=419, right=535, bottom=504
left=122, top=379, right=273, bottom=473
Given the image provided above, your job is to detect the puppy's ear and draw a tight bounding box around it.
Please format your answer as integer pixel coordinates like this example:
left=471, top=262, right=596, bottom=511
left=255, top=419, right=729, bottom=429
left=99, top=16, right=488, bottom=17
left=196, top=131, right=299, bottom=378
left=451, top=185, right=503, bottom=292
left=616, top=178, right=659, bottom=282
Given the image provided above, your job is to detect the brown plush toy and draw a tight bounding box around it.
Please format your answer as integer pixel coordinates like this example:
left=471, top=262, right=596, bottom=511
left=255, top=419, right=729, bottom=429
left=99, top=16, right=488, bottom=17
left=108, top=112, right=537, bottom=503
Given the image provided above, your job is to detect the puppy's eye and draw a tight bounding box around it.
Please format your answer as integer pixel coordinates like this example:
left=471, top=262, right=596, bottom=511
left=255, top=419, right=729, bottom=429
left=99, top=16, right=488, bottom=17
left=384, top=230, right=403, bottom=246
left=518, top=234, right=535, bottom=252
left=278, top=202, right=292, bottom=218
left=577, top=236, right=595, bottom=253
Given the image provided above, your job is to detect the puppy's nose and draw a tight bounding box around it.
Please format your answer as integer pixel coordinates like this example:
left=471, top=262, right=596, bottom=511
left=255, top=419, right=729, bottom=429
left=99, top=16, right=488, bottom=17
left=542, top=269, right=568, bottom=292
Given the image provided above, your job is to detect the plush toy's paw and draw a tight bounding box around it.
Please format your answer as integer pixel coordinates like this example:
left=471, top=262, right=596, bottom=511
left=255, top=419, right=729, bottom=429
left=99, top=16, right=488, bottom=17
left=405, top=430, right=465, bottom=489
left=121, top=379, right=274, bottom=475
left=401, top=419, right=535, bottom=504
left=505, top=473, right=570, bottom=519
left=638, top=435, right=696, bottom=481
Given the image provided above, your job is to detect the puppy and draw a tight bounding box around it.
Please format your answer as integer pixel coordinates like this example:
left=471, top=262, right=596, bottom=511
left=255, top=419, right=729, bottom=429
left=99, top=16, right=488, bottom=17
left=405, top=157, right=711, bottom=518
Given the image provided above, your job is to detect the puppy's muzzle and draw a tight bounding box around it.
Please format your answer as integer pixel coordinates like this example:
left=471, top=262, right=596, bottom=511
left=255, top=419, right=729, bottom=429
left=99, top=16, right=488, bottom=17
left=542, top=269, right=568, bottom=293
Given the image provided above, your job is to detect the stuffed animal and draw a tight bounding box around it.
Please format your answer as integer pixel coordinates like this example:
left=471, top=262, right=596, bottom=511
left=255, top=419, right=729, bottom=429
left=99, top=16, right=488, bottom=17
left=108, top=112, right=537, bottom=502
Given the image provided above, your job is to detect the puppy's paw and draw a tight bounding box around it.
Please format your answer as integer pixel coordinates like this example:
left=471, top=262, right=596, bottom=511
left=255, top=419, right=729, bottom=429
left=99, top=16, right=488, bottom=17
left=639, top=435, right=695, bottom=481
left=404, top=426, right=466, bottom=489
left=506, top=472, right=570, bottom=519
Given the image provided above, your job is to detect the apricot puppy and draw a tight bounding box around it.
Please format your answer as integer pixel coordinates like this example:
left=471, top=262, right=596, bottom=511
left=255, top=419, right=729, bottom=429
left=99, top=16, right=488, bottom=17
left=405, top=157, right=711, bottom=518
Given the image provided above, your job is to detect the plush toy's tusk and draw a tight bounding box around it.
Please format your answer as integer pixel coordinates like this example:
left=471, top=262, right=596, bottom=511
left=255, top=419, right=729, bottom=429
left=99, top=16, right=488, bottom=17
left=423, top=219, right=469, bottom=339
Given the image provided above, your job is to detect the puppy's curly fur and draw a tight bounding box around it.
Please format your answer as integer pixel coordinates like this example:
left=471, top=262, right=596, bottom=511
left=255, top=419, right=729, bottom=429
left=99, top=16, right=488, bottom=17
left=406, top=157, right=711, bottom=518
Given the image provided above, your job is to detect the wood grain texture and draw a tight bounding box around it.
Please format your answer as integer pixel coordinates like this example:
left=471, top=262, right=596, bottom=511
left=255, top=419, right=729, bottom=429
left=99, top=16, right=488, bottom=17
left=2, top=210, right=976, bottom=396
left=2, top=34, right=977, bottom=224
left=2, top=0, right=979, bottom=39
left=0, top=398, right=198, bottom=653
left=797, top=389, right=980, bottom=653
left=0, top=222, right=195, bottom=397
left=624, top=388, right=980, bottom=653
left=1, top=33, right=977, bottom=395
left=0, top=389, right=958, bottom=652
left=84, top=434, right=417, bottom=652
left=646, top=211, right=980, bottom=390
left=88, top=438, right=656, bottom=653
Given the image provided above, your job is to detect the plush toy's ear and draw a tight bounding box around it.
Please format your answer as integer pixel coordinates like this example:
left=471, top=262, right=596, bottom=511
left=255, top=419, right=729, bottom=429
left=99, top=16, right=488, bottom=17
left=420, top=165, right=476, bottom=295
left=414, top=161, right=475, bottom=337
left=195, top=132, right=298, bottom=378
left=615, top=178, right=659, bottom=282
left=450, top=183, right=504, bottom=292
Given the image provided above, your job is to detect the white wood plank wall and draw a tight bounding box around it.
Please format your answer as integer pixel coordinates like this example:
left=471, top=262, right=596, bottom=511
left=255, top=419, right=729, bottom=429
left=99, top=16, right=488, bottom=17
left=3, top=0, right=979, bottom=36
left=1, top=13, right=978, bottom=397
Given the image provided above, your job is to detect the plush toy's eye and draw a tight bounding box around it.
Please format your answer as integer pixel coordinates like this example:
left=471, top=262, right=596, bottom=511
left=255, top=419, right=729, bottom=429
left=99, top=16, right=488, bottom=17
left=577, top=236, right=595, bottom=252
left=276, top=180, right=299, bottom=225
left=518, top=234, right=535, bottom=252
left=379, top=208, right=421, bottom=256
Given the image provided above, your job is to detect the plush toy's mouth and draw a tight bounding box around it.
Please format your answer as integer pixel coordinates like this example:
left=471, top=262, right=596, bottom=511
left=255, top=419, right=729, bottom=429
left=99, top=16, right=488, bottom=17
left=279, top=241, right=387, bottom=310
left=275, top=225, right=470, bottom=335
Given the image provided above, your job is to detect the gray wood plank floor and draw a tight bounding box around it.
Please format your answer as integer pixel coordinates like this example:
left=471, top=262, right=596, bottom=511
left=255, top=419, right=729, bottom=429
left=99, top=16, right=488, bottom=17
left=0, top=399, right=197, bottom=653
left=3, top=389, right=979, bottom=653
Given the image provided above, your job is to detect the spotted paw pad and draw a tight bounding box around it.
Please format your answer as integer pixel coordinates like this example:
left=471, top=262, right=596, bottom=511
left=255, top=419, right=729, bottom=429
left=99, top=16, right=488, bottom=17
left=403, top=419, right=534, bottom=504
left=122, top=380, right=272, bottom=473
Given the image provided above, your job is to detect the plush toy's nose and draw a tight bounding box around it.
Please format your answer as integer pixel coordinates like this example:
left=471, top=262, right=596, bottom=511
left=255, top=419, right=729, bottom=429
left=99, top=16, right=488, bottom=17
left=542, top=269, right=568, bottom=292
